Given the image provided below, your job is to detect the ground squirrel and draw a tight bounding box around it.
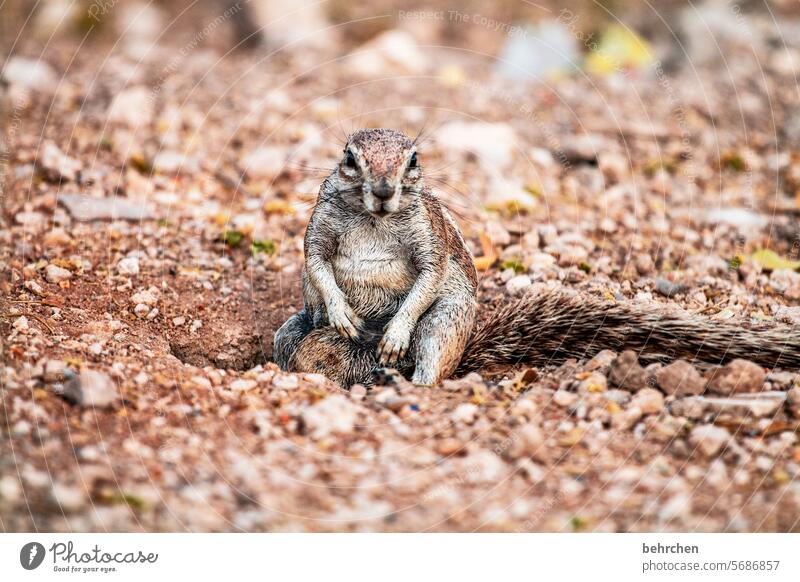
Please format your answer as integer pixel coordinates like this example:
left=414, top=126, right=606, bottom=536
left=274, top=128, right=800, bottom=386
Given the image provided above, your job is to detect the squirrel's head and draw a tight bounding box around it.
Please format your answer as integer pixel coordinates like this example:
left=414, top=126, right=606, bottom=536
left=336, top=128, right=422, bottom=216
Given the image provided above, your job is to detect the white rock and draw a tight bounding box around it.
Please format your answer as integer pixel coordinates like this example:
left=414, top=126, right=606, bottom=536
left=272, top=374, right=299, bottom=390
left=689, top=425, right=731, bottom=457
left=107, top=86, right=153, bottom=127
left=506, top=274, right=532, bottom=295
left=349, top=29, right=427, bottom=76
left=45, top=264, right=73, bottom=283
left=133, top=303, right=150, bottom=318
left=117, top=257, right=140, bottom=275
left=230, top=379, right=257, bottom=392
left=61, top=370, right=119, bottom=408
left=241, top=146, right=287, bottom=179
left=11, top=315, right=29, bottom=333
left=451, top=403, right=479, bottom=424
left=2, top=56, right=56, bottom=92
left=130, top=287, right=159, bottom=306
left=302, top=394, right=359, bottom=439
left=437, top=121, right=517, bottom=169
left=39, top=141, right=81, bottom=181
left=630, top=388, right=665, bottom=415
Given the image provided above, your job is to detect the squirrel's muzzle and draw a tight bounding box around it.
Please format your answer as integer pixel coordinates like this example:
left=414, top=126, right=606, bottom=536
left=372, top=178, right=394, bottom=200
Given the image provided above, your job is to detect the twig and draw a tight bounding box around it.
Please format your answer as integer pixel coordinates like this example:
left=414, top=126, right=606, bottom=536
left=0, top=312, right=56, bottom=334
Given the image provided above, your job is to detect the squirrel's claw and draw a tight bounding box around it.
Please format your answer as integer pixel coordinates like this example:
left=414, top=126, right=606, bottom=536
left=377, top=321, right=411, bottom=364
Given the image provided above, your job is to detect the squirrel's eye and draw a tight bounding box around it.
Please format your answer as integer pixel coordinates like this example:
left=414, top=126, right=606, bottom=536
left=343, top=151, right=357, bottom=169
left=408, top=152, right=418, bottom=168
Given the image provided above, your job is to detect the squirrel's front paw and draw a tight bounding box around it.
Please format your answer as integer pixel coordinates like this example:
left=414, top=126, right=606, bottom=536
left=327, top=300, right=362, bottom=341
left=377, top=317, right=411, bottom=364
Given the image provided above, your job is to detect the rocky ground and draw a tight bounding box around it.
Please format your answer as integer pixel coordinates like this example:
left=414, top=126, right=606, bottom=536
left=3, top=2, right=800, bottom=532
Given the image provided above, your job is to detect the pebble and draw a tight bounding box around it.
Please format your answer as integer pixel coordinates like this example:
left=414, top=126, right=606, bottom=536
left=133, top=303, right=150, bottom=318
left=613, top=406, right=642, bottom=430
left=553, top=390, right=578, bottom=407
left=117, top=257, right=140, bottom=276
left=2, top=56, right=56, bottom=92
left=42, top=360, right=67, bottom=383
left=706, top=359, right=766, bottom=395
left=508, top=424, right=547, bottom=462
left=436, top=438, right=464, bottom=456
left=131, top=287, right=160, bottom=306
left=39, top=141, right=81, bottom=181
left=12, top=315, right=29, bottom=333
left=452, top=403, right=479, bottom=424
left=506, top=274, right=532, bottom=294
left=436, top=121, right=517, bottom=169
left=630, top=388, right=664, bottom=415
left=60, top=370, right=119, bottom=408
left=45, top=264, right=72, bottom=283
left=51, top=483, right=85, bottom=512
left=689, top=425, right=731, bottom=456
left=59, top=193, right=154, bottom=222
left=107, top=86, right=153, bottom=127
left=608, top=350, right=648, bottom=391
left=655, top=278, right=689, bottom=298
left=656, top=360, right=705, bottom=397
left=301, top=394, right=358, bottom=439
left=230, top=379, right=257, bottom=392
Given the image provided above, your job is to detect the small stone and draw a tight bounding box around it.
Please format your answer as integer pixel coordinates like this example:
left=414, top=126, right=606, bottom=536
left=134, top=303, right=150, bottom=318
left=172, top=316, right=186, bottom=327
left=689, top=425, right=731, bottom=457
left=585, top=350, right=617, bottom=372
left=241, top=146, right=287, bottom=180
left=39, top=141, right=81, bottom=182
left=51, top=483, right=85, bottom=512
left=12, top=315, right=29, bottom=333
left=24, top=280, right=45, bottom=296
left=230, top=379, right=257, bottom=392
left=452, top=403, right=479, bottom=424
left=788, top=386, right=800, bottom=418
left=506, top=274, right=532, bottom=294
left=117, top=257, right=140, bottom=276
left=42, top=360, right=67, bottom=383
left=2, top=56, right=56, bottom=92
left=301, top=394, right=358, bottom=439
left=45, top=264, right=72, bottom=283
left=508, top=423, right=547, bottom=462
left=630, top=388, right=664, bottom=415
left=613, top=406, right=642, bottom=430
left=706, top=359, right=766, bottom=395
left=131, top=287, right=160, bottom=306
left=608, top=350, right=648, bottom=391
left=272, top=374, right=299, bottom=390
left=656, top=360, right=705, bottom=397
left=436, top=438, right=464, bottom=456
left=598, top=151, right=629, bottom=184
left=655, top=278, right=689, bottom=298
left=107, top=86, right=153, bottom=127
left=60, top=370, right=119, bottom=408
left=59, top=193, right=154, bottom=222
left=553, top=390, right=578, bottom=407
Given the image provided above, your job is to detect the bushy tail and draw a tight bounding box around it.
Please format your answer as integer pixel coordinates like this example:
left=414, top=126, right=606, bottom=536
left=456, top=291, right=800, bottom=374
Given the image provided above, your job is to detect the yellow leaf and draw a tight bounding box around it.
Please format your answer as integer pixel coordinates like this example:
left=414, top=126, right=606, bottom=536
left=751, top=249, right=800, bottom=271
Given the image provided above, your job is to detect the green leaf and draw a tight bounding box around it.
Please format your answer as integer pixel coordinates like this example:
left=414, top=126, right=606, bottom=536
left=751, top=249, right=800, bottom=271
left=500, top=259, right=525, bottom=274
left=222, top=230, right=244, bottom=247
left=251, top=239, right=276, bottom=255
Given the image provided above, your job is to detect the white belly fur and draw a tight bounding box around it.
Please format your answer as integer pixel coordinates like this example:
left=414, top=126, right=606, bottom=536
left=332, top=224, right=417, bottom=316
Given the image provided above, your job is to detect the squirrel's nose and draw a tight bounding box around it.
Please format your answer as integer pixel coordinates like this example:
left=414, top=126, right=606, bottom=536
left=372, top=179, right=394, bottom=200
